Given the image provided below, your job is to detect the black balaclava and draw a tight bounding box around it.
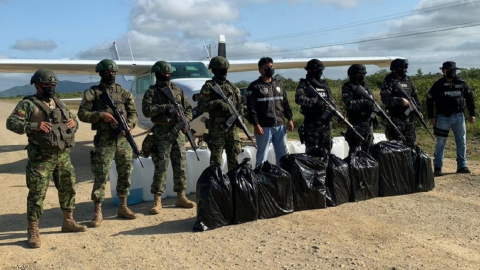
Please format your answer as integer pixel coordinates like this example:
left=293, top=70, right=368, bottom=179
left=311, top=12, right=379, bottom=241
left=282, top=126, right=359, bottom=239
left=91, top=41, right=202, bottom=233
left=307, top=70, right=323, bottom=82
left=40, top=86, right=55, bottom=99
left=100, top=71, right=116, bottom=84
left=445, top=70, right=456, bottom=79
left=155, top=73, right=171, bottom=82
left=213, top=68, right=228, bottom=81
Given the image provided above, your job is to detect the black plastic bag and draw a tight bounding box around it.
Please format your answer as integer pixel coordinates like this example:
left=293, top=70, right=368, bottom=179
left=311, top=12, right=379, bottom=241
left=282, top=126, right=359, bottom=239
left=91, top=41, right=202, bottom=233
left=254, top=161, right=293, bottom=219
left=193, top=166, right=233, bottom=232
left=344, top=149, right=379, bottom=202
left=371, top=141, right=415, bottom=197
left=279, top=153, right=328, bottom=211
left=412, top=146, right=435, bottom=192
left=227, top=158, right=259, bottom=224
left=326, top=154, right=351, bottom=206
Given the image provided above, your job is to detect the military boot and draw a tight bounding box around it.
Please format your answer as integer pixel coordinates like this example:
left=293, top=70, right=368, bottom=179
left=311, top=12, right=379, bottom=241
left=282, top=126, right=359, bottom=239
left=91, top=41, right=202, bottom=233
left=61, top=210, right=87, bottom=232
left=118, top=197, right=137, bottom=219
left=27, top=220, right=41, bottom=248
left=90, top=202, right=103, bottom=228
left=150, top=194, right=162, bottom=215
left=175, top=191, right=196, bottom=208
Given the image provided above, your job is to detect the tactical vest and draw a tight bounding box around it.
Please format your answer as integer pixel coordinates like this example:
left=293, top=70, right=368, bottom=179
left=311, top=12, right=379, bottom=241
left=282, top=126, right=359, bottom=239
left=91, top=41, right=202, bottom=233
left=25, top=95, right=75, bottom=149
left=386, top=76, right=415, bottom=119
left=299, top=78, right=331, bottom=123
left=90, top=84, right=127, bottom=130
left=435, top=79, right=466, bottom=117
left=207, top=80, right=239, bottom=119
left=345, top=83, right=375, bottom=124
left=149, top=84, right=185, bottom=124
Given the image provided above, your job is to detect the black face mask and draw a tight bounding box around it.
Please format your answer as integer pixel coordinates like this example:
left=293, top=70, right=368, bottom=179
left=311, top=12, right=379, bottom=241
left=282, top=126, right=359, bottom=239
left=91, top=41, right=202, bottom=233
left=213, top=69, right=228, bottom=81
left=100, top=72, right=116, bottom=84
left=307, top=70, right=323, bottom=82
left=355, top=74, right=365, bottom=84
left=445, top=70, right=456, bottom=79
left=264, top=67, right=275, bottom=78
left=41, top=87, right=55, bottom=99
left=395, top=68, right=406, bottom=78
left=156, top=73, right=171, bottom=82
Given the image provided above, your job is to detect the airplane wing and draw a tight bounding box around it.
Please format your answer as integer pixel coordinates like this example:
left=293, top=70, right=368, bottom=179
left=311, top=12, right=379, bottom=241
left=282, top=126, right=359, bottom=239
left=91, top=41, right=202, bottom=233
left=0, top=56, right=400, bottom=75
left=227, top=57, right=401, bottom=72
left=0, top=59, right=156, bottom=75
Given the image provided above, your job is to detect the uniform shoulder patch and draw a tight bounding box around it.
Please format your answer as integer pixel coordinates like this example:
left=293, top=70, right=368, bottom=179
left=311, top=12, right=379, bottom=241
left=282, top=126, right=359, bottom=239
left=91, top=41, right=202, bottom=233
left=15, top=109, right=26, bottom=117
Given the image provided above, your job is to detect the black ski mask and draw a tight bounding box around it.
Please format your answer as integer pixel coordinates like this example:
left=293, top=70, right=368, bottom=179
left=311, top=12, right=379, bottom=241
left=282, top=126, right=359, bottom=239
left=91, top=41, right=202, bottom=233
left=100, top=71, right=116, bottom=84
left=40, top=86, right=55, bottom=99
left=307, top=70, right=323, bottom=82
left=155, top=73, right=171, bottom=82
left=355, top=73, right=365, bottom=84
left=264, top=67, right=275, bottom=78
left=213, top=68, right=228, bottom=81
left=445, top=70, right=456, bottom=79
left=395, top=68, right=406, bottom=78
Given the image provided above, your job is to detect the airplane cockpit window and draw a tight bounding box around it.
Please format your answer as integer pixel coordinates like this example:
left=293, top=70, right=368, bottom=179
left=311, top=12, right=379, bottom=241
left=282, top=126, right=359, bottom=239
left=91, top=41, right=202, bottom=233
left=170, top=62, right=211, bottom=79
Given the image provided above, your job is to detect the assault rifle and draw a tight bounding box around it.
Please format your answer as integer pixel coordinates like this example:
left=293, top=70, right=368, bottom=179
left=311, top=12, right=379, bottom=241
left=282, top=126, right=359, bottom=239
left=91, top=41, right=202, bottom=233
left=211, top=84, right=257, bottom=148
left=304, top=82, right=364, bottom=140
left=353, top=85, right=406, bottom=141
left=99, top=91, right=144, bottom=168
left=394, top=82, right=435, bottom=140
left=160, top=87, right=200, bottom=161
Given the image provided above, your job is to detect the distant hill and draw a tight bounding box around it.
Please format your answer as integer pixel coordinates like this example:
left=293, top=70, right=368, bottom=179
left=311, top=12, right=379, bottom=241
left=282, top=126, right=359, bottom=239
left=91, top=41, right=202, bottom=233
left=0, top=80, right=99, bottom=98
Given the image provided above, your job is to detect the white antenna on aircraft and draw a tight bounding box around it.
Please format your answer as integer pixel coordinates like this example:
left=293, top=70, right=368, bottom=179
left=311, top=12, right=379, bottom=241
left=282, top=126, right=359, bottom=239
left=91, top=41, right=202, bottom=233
left=128, top=39, right=135, bottom=61
left=203, top=41, right=211, bottom=60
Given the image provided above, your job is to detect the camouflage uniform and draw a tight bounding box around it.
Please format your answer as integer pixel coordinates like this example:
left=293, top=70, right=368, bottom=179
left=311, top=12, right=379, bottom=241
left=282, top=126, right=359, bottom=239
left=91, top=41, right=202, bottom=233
left=142, top=81, right=192, bottom=194
left=197, top=78, right=243, bottom=171
left=6, top=95, right=78, bottom=221
left=342, top=82, right=376, bottom=154
left=78, top=82, right=137, bottom=202
left=295, top=78, right=333, bottom=153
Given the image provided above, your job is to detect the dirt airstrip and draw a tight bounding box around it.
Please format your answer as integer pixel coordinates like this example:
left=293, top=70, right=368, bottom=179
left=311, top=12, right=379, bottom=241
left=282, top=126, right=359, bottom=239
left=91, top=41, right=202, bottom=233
left=0, top=100, right=479, bottom=270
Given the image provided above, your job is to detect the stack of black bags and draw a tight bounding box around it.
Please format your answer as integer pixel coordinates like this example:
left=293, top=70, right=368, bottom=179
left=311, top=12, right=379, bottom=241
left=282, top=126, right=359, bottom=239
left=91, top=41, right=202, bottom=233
left=193, top=142, right=435, bottom=231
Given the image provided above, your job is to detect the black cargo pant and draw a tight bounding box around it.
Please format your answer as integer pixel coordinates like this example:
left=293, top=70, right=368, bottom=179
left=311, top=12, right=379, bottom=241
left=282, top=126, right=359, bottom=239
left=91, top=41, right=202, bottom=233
left=385, top=117, right=416, bottom=147
left=303, top=121, right=332, bottom=155
left=345, top=121, right=373, bottom=154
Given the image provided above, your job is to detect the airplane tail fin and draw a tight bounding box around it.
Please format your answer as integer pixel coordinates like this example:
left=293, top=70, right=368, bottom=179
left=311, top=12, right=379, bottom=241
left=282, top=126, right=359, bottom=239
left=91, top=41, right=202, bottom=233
left=109, top=42, right=133, bottom=89
left=218, top=35, right=226, bottom=58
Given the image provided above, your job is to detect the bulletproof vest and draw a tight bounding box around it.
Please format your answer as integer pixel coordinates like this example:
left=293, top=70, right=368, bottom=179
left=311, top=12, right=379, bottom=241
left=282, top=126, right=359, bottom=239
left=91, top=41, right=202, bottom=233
left=345, top=83, right=375, bottom=124
left=300, top=78, right=330, bottom=122
left=149, top=83, right=185, bottom=124
left=25, top=95, right=75, bottom=149
left=435, top=79, right=466, bottom=117
left=90, top=84, right=127, bottom=130
left=208, top=80, right=239, bottom=119
left=386, top=76, right=414, bottom=118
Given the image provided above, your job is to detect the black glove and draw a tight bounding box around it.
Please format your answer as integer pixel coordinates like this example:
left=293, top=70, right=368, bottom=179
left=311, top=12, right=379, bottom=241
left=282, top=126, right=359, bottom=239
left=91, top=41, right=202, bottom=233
left=164, top=104, right=177, bottom=118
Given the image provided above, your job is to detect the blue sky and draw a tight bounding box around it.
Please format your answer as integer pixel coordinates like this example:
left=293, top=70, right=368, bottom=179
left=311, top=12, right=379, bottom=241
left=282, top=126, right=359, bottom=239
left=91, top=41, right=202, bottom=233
left=1, top=0, right=480, bottom=90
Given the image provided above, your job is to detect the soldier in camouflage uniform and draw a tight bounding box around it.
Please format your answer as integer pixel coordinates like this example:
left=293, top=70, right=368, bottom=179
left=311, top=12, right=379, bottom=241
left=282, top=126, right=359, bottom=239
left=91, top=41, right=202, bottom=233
left=6, top=69, right=87, bottom=248
left=142, top=61, right=196, bottom=214
left=197, top=56, right=243, bottom=171
left=380, top=59, right=421, bottom=147
left=78, top=59, right=138, bottom=227
left=342, top=64, right=377, bottom=154
left=295, top=59, right=334, bottom=154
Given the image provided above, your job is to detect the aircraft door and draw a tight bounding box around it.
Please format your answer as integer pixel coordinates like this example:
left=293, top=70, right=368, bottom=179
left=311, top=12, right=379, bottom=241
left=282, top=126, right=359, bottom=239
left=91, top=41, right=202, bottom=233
left=134, top=73, right=154, bottom=130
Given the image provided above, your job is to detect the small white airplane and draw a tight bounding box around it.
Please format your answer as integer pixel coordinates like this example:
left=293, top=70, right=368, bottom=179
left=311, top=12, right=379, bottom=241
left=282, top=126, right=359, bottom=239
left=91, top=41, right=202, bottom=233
left=0, top=35, right=401, bottom=136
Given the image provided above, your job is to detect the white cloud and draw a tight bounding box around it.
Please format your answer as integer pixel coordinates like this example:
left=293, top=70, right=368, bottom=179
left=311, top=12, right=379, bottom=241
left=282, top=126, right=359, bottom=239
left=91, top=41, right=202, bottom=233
left=11, top=38, right=58, bottom=52
left=314, top=0, right=383, bottom=9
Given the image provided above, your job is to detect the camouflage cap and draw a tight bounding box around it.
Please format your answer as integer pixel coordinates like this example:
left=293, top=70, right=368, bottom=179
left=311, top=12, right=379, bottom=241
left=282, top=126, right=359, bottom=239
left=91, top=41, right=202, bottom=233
left=209, top=56, right=230, bottom=69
